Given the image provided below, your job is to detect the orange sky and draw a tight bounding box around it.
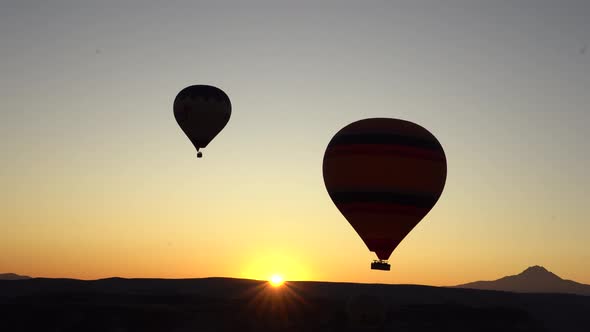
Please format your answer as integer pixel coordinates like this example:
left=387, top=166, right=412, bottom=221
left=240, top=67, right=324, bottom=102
left=2, top=2, right=589, bottom=285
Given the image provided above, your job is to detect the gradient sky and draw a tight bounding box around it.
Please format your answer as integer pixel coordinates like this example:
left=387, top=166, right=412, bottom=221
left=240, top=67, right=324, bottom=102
left=1, top=0, right=589, bottom=285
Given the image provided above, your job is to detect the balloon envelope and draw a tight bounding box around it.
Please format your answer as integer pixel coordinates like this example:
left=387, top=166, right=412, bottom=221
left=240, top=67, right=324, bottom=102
left=173, top=85, right=231, bottom=153
left=322, top=118, right=447, bottom=261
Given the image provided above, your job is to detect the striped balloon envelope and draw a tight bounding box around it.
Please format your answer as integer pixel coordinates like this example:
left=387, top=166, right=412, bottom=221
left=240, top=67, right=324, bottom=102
left=322, top=118, right=447, bottom=269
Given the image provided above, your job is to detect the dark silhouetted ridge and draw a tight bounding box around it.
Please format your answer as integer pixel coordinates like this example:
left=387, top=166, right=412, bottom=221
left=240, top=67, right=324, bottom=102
left=455, top=266, right=590, bottom=296
left=2, top=276, right=590, bottom=331
left=0, top=273, right=31, bottom=280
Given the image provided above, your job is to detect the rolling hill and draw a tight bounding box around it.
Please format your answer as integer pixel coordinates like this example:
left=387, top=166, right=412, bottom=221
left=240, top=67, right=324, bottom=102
left=0, top=273, right=31, bottom=280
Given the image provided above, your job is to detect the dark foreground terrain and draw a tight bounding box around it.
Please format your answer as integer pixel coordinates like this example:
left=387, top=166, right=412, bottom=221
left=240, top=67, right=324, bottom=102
left=1, top=277, right=589, bottom=331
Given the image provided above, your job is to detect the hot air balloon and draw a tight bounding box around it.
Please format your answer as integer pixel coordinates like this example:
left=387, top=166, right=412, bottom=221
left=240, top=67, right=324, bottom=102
left=173, top=85, right=231, bottom=158
left=322, top=118, right=447, bottom=271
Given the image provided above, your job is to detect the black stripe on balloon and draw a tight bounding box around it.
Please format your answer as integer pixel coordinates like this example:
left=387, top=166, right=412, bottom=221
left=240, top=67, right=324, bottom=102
left=329, top=133, right=440, bottom=150
left=329, top=191, right=439, bottom=208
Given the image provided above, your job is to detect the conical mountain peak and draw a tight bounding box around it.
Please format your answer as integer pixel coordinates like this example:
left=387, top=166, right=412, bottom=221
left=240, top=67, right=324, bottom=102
left=455, top=265, right=590, bottom=295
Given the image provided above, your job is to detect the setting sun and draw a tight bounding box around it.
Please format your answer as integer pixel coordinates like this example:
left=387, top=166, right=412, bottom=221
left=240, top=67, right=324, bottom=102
left=269, top=274, right=284, bottom=287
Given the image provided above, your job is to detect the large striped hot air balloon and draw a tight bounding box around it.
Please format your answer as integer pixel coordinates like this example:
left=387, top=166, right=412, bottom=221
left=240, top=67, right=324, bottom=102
left=174, top=85, right=231, bottom=158
left=322, top=118, right=447, bottom=270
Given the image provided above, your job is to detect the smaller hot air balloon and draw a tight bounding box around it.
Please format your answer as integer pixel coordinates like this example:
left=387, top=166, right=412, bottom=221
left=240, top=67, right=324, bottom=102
left=174, top=85, right=231, bottom=158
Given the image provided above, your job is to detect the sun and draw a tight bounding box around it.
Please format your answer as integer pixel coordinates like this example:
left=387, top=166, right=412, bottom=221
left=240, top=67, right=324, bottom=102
left=269, top=274, right=284, bottom=287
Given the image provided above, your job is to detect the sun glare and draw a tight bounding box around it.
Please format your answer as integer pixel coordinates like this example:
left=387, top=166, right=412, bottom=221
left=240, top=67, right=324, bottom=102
left=269, top=274, right=284, bottom=287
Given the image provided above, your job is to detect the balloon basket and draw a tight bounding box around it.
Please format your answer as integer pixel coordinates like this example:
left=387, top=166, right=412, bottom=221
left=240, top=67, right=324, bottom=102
left=197, top=151, right=203, bottom=158
left=371, top=260, right=390, bottom=271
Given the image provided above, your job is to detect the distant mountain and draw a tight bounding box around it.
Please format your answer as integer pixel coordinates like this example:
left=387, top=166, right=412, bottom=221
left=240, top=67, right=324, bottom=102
left=0, top=273, right=31, bottom=280
left=455, top=266, right=590, bottom=296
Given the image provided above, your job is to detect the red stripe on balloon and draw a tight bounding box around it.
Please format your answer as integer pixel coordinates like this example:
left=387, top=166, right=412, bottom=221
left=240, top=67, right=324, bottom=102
left=327, top=144, right=445, bottom=161
left=338, top=202, right=426, bottom=216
